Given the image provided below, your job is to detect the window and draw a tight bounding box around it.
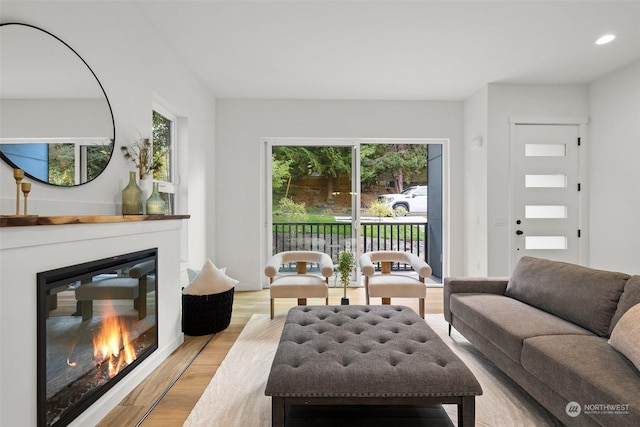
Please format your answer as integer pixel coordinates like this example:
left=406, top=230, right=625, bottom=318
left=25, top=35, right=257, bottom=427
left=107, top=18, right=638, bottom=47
left=0, top=138, right=111, bottom=185
left=152, top=109, right=176, bottom=214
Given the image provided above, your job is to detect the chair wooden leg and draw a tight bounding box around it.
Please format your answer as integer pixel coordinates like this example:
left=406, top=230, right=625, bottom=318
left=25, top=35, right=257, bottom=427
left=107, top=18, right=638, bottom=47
left=419, top=298, right=425, bottom=319
left=325, top=297, right=329, bottom=305
left=364, top=279, right=370, bottom=305
left=382, top=297, right=391, bottom=305
left=270, top=298, right=275, bottom=319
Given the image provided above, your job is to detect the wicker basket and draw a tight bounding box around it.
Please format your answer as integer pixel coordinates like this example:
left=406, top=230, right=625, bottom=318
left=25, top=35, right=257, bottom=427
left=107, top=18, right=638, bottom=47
left=181, top=287, right=234, bottom=336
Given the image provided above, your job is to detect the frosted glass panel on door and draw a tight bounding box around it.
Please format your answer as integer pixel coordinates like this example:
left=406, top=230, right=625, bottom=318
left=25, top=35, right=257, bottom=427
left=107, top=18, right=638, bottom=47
left=525, top=205, right=568, bottom=219
left=525, top=144, right=566, bottom=157
left=525, top=174, right=567, bottom=188
left=525, top=236, right=567, bottom=250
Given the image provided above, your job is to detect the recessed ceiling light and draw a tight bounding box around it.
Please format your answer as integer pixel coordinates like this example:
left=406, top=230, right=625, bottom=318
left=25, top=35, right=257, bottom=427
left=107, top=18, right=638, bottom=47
left=595, top=34, right=616, bottom=45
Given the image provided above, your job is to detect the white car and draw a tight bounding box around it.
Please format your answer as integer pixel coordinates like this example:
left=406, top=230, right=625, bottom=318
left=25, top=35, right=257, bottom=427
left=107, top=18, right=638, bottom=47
left=378, top=185, right=428, bottom=215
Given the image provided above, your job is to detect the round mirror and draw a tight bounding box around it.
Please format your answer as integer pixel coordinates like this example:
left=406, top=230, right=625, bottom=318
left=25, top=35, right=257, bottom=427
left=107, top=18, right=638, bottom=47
left=0, top=23, right=115, bottom=186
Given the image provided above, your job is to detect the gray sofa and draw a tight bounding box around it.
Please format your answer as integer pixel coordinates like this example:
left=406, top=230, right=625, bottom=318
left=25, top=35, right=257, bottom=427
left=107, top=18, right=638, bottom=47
left=444, top=256, right=640, bottom=426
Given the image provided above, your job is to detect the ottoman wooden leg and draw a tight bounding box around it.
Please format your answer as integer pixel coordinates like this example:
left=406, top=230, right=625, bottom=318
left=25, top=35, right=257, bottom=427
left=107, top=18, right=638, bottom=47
left=298, top=298, right=307, bottom=306
left=272, top=397, right=285, bottom=426
left=458, top=396, right=475, bottom=426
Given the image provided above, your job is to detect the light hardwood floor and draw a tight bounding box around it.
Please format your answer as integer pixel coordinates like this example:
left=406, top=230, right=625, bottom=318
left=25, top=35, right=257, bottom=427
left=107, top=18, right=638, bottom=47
left=99, top=286, right=444, bottom=426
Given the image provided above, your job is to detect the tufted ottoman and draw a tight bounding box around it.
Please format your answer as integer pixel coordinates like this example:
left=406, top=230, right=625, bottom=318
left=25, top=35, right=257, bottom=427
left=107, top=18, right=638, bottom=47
left=265, top=305, right=482, bottom=426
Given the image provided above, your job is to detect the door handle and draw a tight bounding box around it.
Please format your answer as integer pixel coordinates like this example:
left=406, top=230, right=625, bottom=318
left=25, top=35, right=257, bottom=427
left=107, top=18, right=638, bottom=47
left=516, top=230, right=524, bottom=235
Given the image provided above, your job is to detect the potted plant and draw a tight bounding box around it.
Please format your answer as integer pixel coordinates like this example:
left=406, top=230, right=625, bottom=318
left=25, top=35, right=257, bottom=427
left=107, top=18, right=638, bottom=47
left=337, top=250, right=355, bottom=305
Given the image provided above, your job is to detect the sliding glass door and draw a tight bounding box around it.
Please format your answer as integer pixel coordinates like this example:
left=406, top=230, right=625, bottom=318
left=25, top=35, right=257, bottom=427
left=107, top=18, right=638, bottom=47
left=265, top=138, right=443, bottom=288
left=267, top=141, right=358, bottom=283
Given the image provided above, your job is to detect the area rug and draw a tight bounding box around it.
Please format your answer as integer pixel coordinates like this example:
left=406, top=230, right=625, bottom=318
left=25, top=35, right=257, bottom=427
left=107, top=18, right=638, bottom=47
left=183, top=312, right=562, bottom=427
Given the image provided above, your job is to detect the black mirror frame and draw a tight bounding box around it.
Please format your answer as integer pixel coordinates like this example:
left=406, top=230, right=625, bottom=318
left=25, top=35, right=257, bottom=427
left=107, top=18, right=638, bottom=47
left=0, top=22, right=116, bottom=187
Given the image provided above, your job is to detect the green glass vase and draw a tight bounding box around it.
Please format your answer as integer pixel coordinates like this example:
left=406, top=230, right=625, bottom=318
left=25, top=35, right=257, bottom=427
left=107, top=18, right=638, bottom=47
left=122, top=171, right=143, bottom=215
left=146, top=182, right=166, bottom=215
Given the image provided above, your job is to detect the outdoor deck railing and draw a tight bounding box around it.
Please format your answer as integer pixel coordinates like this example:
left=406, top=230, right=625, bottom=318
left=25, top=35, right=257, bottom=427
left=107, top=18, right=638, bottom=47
left=272, top=220, right=428, bottom=271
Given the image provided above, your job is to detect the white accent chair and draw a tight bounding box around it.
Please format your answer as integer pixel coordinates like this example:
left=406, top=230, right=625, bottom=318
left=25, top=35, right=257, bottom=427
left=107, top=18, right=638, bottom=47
left=265, top=251, right=334, bottom=319
left=360, top=251, right=432, bottom=318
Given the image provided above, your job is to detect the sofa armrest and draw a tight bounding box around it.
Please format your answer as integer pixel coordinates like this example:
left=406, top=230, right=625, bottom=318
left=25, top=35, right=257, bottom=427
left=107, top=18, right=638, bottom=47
left=443, top=277, right=509, bottom=323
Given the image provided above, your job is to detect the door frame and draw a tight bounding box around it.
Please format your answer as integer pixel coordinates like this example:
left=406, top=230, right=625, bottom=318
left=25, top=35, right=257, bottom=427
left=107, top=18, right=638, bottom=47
left=262, top=137, right=450, bottom=288
left=508, top=116, right=589, bottom=269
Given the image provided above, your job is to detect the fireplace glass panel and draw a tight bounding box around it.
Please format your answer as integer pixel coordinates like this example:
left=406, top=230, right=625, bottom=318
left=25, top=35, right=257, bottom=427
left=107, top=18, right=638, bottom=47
left=37, top=248, right=158, bottom=427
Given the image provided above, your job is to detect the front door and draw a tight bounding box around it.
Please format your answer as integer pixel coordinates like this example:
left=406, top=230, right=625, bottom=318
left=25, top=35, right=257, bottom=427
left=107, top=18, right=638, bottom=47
left=510, top=123, right=582, bottom=268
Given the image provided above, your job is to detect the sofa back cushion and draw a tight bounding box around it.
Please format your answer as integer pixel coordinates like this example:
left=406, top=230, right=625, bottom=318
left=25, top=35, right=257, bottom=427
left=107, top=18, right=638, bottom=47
left=609, top=275, right=640, bottom=335
left=505, top=257, right=629, bottom=337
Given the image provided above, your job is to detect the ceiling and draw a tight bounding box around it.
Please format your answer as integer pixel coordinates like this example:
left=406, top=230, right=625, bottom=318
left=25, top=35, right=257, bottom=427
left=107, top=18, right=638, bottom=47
left=134, top=1, right=640, bottom=101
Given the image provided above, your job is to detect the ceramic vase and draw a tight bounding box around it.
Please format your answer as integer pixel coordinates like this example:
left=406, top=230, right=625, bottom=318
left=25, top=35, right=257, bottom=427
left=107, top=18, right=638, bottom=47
left=122, top=171, right=143, bottom=215
left=146, top=182, right=166, bottom=215
left=139, top=174, right=153, bottom=211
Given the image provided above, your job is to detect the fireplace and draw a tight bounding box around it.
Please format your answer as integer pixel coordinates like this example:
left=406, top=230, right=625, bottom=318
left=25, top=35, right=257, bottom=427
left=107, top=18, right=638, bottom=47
left=37, top=248, right=159, bottom=427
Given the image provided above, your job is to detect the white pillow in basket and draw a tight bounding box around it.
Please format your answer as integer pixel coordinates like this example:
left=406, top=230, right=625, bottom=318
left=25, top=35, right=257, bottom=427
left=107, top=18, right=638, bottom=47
left=182, top=259, right=238, bottom=295
left=608, top=303, right=640, bottom=370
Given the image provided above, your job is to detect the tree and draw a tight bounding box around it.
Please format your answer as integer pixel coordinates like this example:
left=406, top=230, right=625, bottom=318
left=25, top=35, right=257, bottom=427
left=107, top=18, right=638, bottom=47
left=152, top=111, right=172, bottom=181
left=273, top=146, right=352, bottom=202
left=361, top=144, right=427, bottom=193
left=272, top=156, right=292, bottom=193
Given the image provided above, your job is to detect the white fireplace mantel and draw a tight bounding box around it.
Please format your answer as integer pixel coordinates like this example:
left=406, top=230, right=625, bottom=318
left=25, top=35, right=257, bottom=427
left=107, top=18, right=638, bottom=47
left=0, top=217, right=188, bottom=427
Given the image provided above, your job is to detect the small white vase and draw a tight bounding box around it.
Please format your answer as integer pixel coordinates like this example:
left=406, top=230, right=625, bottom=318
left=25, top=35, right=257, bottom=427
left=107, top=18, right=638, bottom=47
left=139, top=174, right=153, bottom=213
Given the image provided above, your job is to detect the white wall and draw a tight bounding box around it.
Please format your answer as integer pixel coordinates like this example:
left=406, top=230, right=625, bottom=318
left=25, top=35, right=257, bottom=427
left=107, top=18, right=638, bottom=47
left=463, top=87, right=488, bottom=276
left=215, top=100, right=464, bottom=290
left=486, top=84, right=589, bottom=275
left=0, top=99, right=111, bottom=138
left=0, top=1, right=214, bottom=268
left=589, top=60, right=640, bottom=274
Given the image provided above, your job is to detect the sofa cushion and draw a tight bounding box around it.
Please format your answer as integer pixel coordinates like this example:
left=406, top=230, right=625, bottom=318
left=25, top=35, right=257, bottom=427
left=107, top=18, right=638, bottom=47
left=609, top=304, right=640, bottom=371
left=521, top=335, right=640, bottom=427
left=450, top=293, right=593, bottom=363
left=610, top=276, right=640, bottom=334
left=505, top=257, right=629, bottom=337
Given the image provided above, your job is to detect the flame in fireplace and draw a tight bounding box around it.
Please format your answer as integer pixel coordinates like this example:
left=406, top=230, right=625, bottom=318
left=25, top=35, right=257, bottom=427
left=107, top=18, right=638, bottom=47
left=93, top=303, right=136, bottom=377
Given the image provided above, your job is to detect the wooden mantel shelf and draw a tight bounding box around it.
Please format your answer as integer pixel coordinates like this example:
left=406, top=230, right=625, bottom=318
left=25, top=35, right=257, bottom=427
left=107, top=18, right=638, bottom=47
left=0, top=214, right=190, bottom=227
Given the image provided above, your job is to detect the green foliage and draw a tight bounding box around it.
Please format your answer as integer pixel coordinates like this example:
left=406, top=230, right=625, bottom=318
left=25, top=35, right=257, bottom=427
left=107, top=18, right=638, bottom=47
left=152, top=111, right=172, bottom=181
left=359, top=144, right=379, bottom=187
left=48, top=143, right=75, bottom=185
left=272, top=156, right=292, bottom=191
left=86, top=145, right=110, bottom=181
left=367, top=200, right=395, bottom=218
left=337, top=250, right=355, bottom=297
left=275, top=197, right=308, bottom=222
left=272, top=146, right=352, bottom=179
left=47, top=142, right=110, bottom=185
left=395, top=205, right=409, bottom=216
left=273, top=144, right=427, bottom=194
left=361, top=143, right=427, bottom=190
